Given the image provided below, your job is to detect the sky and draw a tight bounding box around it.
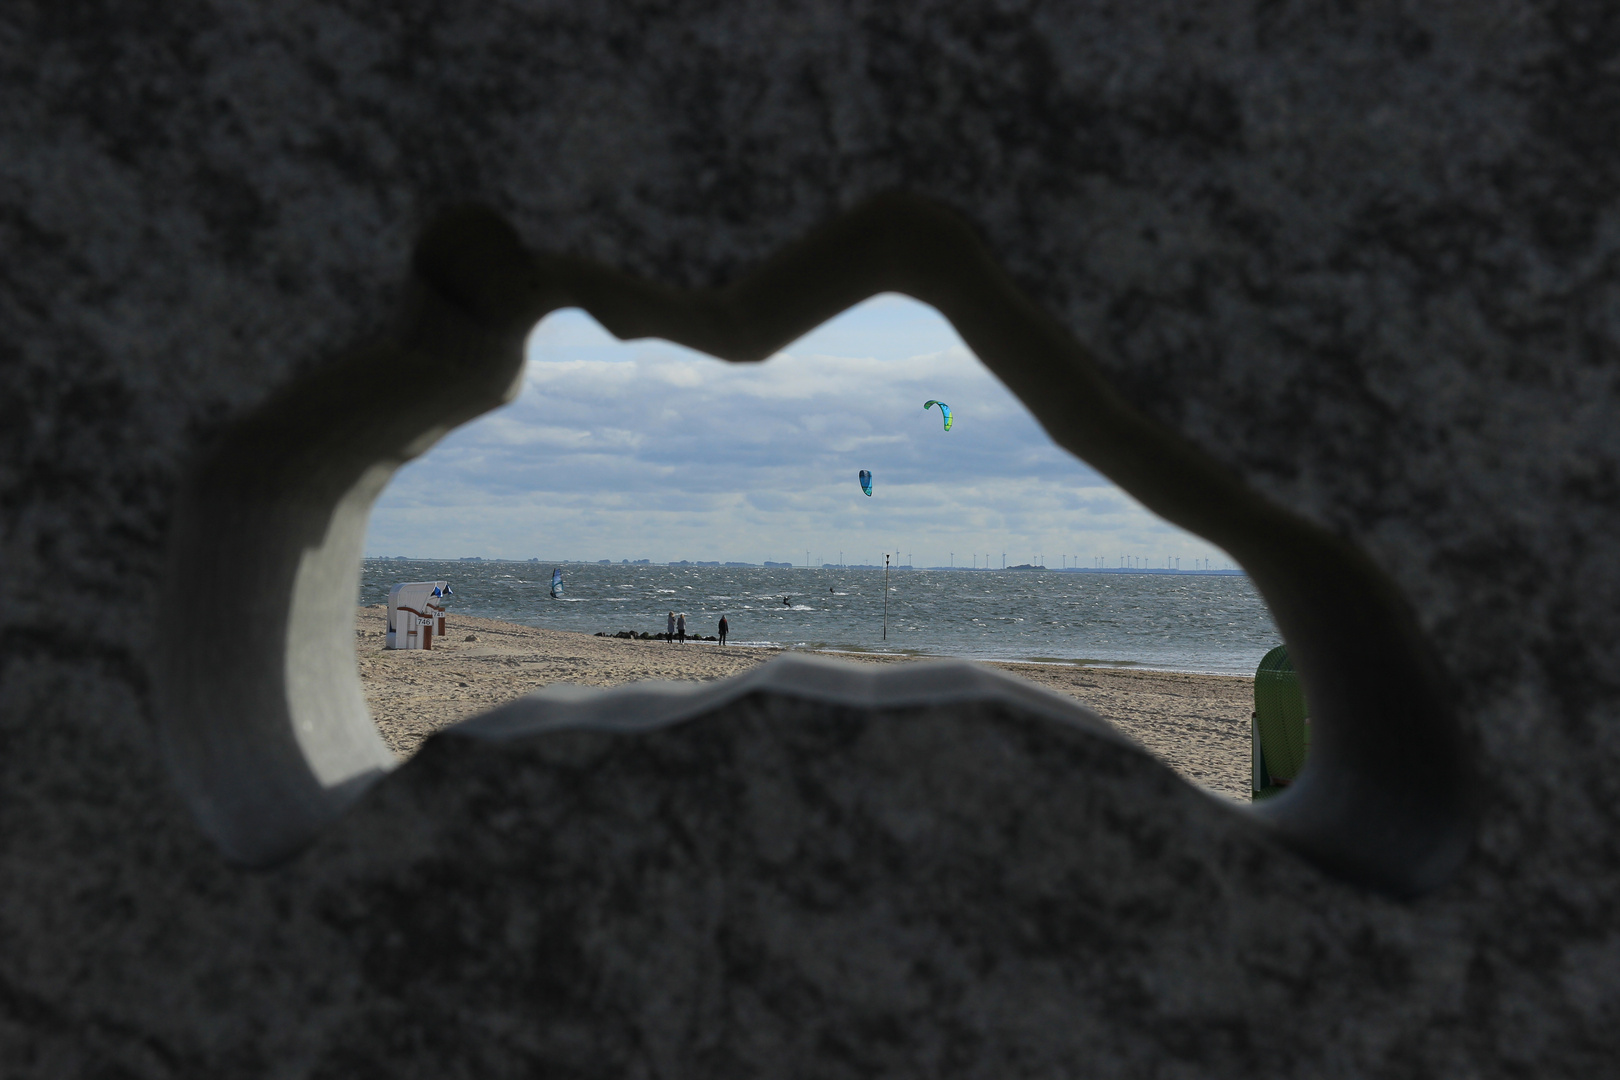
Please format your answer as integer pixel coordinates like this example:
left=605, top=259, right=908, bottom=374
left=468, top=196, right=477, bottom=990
left=363, top=294, right=1235, bottom=569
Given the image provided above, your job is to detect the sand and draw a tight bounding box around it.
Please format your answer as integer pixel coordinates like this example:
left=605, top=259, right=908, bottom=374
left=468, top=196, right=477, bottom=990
left=357, top=605, right=1255, bottom=801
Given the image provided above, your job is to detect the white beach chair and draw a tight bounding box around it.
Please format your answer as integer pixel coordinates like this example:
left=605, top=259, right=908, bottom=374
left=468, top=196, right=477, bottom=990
left=386, top=581, right=449, bottom=650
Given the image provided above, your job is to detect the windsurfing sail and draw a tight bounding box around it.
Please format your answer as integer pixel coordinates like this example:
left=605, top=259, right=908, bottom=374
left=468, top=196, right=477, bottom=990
left=550, top=568, right=564, bottom=598
left=858, top=469, right=873, bottom=496
left=923, top=399, right=953, bottom=431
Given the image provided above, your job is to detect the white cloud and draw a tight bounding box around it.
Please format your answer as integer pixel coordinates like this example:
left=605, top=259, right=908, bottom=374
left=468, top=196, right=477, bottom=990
left=365, top=296, right=1235, bottom=567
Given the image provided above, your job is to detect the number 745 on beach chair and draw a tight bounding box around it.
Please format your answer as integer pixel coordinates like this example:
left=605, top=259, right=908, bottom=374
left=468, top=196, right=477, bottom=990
left=385, top=581, right=451, bottom=650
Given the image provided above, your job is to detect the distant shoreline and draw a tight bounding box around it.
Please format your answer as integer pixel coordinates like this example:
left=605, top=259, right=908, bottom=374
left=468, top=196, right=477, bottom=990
left=359, top=559, right=1273, bottom=677
left=363, top=556, right=1244, bottom=577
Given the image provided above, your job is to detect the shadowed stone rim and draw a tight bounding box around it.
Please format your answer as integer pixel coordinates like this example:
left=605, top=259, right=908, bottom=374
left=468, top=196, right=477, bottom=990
left=455, top=654, right=1137, bottom=746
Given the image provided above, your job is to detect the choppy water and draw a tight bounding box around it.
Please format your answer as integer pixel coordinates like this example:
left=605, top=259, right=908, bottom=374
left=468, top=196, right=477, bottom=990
left=361, top=559, right=1280, bottom=676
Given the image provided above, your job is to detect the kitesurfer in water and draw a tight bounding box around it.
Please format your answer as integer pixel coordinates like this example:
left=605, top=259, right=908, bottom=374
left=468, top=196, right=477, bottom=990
left=782, top=596, right=791, bottom=606
left=718, top=615, right=728, bottom=645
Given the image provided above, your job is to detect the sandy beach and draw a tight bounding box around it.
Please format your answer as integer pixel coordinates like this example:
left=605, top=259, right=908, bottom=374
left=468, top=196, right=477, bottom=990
left=357, top=605, right=1254, bottom=800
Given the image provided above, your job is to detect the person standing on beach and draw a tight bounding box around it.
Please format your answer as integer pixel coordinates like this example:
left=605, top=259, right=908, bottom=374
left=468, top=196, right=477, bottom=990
left=718, top=615, right=729, bottom=645
left=676, top=613, right=686, bottom=644
left=666, top=611, right=675, bottom=643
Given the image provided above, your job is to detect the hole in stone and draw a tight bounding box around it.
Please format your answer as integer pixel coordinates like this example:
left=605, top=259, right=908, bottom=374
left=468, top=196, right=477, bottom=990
left=157, top=199, right=1470, bottom=895
left=357, top=296, right=1284, bottom=803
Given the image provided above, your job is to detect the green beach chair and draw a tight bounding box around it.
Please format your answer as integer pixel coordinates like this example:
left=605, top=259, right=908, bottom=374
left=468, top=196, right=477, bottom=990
left=1252, top=644, right=1310, bottom=800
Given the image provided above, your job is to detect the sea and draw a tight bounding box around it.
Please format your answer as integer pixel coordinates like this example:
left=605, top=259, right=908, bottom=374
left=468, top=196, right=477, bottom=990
left=360, top=559, right=1281, bottom=676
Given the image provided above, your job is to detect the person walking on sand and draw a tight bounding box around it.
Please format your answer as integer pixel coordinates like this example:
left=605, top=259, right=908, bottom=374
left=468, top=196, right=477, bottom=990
left=666, top=611, right=675, bottom=643
left=676, top=612, right=686, bottom=644
left=718, top=615, right=729, bottom=645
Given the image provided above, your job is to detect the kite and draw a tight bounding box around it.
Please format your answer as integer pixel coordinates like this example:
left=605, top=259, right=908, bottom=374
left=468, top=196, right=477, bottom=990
left=924, top=400, right=953, bottom=431
left=859, top=469, right=873, bottom=496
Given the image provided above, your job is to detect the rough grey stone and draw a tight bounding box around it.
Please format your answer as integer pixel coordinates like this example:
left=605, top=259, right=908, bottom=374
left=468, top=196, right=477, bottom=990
left=4, top=2, right=1619, bottom=1075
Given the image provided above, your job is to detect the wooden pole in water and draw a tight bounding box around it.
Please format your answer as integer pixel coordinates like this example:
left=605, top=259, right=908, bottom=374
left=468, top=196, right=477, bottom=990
left=883, top=554, right=889, bottom=641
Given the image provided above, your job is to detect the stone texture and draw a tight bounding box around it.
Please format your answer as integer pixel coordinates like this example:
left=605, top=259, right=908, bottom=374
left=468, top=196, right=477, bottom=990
left=4, top=2, right=1620, bottom=1074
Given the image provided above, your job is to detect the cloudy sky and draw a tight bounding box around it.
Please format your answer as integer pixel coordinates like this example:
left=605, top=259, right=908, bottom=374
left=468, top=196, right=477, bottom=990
left=363, top=294, right=1234, bottom=569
